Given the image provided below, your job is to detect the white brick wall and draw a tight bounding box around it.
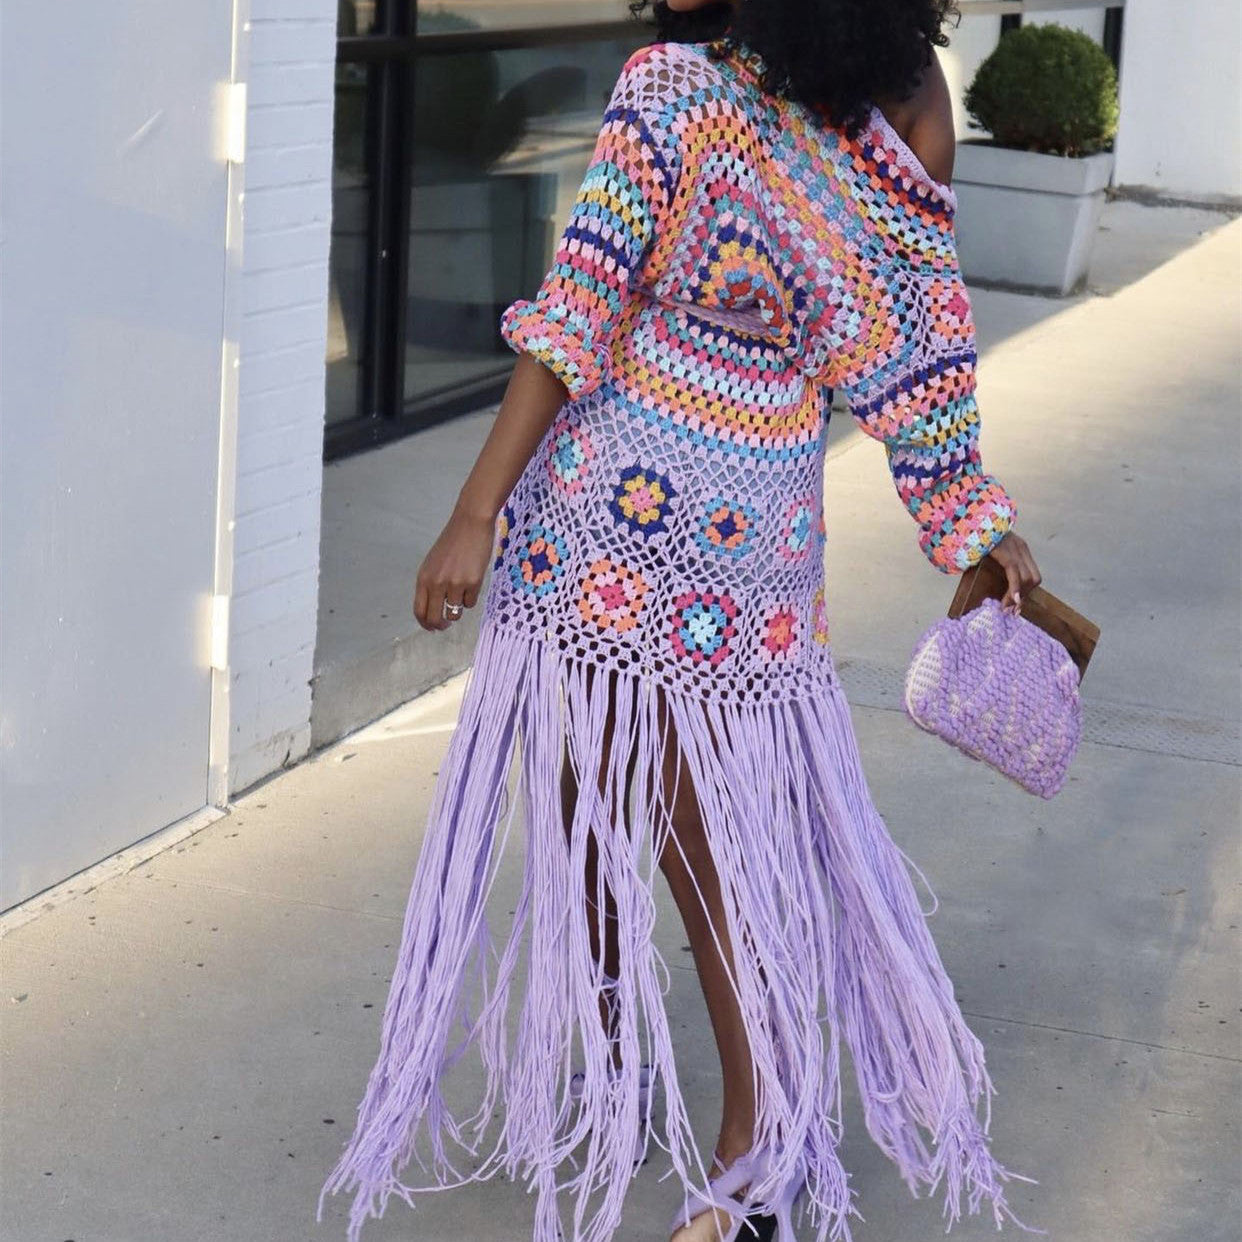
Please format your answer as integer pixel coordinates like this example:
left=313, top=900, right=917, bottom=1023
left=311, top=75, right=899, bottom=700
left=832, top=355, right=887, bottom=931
left=230, top=3, right=337, bottom=793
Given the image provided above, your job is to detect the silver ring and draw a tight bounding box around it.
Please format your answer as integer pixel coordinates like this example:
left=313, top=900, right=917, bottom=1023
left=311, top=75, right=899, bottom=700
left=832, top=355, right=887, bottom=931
left=442, top=600, right=464, bottom=620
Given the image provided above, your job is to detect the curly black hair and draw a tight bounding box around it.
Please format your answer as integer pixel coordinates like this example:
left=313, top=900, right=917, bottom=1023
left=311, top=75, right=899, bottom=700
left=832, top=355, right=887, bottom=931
left=628, top=0, right=960, bottom=139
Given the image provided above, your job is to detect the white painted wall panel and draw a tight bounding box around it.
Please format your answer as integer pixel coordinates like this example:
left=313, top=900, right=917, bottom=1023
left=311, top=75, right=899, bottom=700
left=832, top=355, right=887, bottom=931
left=941, top=11, right=1005, bottom=142
left=1115, top=0, right=1242, bottom=199
left=0, top=0, right=234, bottom=909
left=226, top=3, right=337, bottom=795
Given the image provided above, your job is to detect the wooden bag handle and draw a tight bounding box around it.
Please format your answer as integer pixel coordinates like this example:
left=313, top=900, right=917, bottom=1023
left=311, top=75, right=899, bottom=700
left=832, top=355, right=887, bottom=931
left=948, top=556, right=1101, bottom=683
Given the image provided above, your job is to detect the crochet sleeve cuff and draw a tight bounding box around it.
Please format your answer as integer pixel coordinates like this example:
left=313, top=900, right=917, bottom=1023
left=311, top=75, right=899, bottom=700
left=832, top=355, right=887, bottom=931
left=908, top=462, right=1016, bottom=573
left=499, top=299, right=609, bottom=402
left=498, top=45, right=681, bottom=402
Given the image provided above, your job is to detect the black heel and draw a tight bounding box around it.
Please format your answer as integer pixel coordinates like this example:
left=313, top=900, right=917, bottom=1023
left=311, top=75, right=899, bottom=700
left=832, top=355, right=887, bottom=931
left=744, top=1213, right=778, bottom=1242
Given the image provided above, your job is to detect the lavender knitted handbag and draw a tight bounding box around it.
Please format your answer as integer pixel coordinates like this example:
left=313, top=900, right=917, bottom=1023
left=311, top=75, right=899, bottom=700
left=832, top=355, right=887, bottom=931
left=904, top=595, right=1083, bottom=798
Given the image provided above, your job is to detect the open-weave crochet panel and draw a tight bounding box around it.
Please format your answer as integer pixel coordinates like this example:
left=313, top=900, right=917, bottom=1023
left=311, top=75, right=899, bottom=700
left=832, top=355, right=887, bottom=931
left=495, top=39, right=1015, bottom=707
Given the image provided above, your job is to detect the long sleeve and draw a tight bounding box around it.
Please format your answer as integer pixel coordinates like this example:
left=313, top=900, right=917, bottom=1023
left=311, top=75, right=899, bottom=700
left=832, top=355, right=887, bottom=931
left=841, top=211, right=1016, bottom=574
left=499, top=45, right=683, bottom=402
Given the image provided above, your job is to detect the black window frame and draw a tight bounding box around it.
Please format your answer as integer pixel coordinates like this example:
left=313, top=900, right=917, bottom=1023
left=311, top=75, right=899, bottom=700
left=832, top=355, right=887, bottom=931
left=327, top=8, right=648, bottom=462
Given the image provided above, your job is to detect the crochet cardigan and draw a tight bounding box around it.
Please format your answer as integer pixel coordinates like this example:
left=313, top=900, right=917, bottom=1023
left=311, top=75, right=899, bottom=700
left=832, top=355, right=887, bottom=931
left=499, top=39, right=1016, bottom=576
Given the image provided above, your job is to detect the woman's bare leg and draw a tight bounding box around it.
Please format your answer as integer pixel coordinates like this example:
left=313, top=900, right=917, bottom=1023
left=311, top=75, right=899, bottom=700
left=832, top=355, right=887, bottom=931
left=653, top=692, right=757, bottom=1185
left=558, top=668, right=759, bottom=1236
left=559, top=663, right=637, bottom=1066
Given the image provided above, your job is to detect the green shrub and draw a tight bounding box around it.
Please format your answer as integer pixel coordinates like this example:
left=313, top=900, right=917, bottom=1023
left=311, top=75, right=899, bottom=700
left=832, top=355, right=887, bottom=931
left=965, top=24, right=1120, bottom=157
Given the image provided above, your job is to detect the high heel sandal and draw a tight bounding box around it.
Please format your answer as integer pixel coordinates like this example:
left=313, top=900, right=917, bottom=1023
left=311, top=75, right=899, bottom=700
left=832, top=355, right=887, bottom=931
left=667, top=1146, right=804, bottom=1242
left=567, top=1060, right=656, bottom=1168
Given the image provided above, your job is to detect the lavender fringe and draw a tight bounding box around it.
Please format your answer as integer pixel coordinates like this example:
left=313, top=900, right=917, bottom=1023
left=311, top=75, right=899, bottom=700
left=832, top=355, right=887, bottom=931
left=316, top=617, right=1044, bottom=1241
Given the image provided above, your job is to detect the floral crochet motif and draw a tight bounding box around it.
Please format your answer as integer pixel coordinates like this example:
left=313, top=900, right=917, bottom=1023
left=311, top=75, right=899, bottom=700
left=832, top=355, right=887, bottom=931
left=695, top=497, right=761, bottom=559
left=608, top=465, right=677, bottom=539
left=492, top=503, right=515, bottom=571
left=578, top=558, right=648, bottom=633
left=547, top=417, right=594, bottom=494
left=778, top=497, right=818, bottom=562
left=669, top=589, right=738, bottom=666
left=510, top=524, right=569, bottom=598
left=761, top=604, right=799, bottom=661
left=811, top=585, right=831, bottom=646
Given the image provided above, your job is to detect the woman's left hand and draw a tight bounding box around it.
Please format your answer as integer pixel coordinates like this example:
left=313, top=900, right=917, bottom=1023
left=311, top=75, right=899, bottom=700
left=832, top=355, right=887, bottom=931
left=988, top=530, right=1042, bottom=615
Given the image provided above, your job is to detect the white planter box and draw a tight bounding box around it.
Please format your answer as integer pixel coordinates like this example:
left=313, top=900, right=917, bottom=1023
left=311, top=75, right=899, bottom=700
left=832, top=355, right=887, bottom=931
left=952, top=142, right=1115, bottom=295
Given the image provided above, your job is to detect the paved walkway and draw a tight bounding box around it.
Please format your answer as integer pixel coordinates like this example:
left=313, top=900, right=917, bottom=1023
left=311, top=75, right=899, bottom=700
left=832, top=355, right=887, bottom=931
left=2, top=206, right=1239, bottom=1242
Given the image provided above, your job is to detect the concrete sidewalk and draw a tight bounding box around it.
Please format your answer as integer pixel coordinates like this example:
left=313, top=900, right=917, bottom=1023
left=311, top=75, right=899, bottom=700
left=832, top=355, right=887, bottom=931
left=3, top=207, right=1240, bottom=1242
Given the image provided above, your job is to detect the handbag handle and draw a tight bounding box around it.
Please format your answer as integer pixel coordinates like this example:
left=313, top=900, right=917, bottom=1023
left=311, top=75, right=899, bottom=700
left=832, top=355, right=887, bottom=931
left=948, top=557, right=1101, bottom=684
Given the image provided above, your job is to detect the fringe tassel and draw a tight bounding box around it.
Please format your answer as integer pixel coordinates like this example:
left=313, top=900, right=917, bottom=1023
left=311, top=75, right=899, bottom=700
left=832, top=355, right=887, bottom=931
left=316, top=617, right=1044, bottom=1241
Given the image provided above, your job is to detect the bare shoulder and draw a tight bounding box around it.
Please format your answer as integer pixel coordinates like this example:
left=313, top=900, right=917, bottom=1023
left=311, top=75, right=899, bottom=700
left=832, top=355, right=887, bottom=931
left=875, top=50, right=957, bottom=187
left=907, top=51, right=957, bottom=186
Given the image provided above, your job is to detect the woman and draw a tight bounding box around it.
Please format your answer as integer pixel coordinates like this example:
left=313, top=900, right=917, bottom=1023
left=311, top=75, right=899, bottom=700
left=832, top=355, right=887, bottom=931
left=318, top=1, right=1044, bottom=1240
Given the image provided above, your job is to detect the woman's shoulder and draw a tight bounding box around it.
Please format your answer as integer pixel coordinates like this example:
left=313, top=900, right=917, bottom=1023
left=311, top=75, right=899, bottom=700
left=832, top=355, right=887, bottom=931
left=611, top=38, right=727, bottom=109
left=867, top=51, right=957, bottom=197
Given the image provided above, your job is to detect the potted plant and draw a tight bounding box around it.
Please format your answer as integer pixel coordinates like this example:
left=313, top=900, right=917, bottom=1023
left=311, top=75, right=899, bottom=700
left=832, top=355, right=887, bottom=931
left=953, top=23, right=1121, bottom=295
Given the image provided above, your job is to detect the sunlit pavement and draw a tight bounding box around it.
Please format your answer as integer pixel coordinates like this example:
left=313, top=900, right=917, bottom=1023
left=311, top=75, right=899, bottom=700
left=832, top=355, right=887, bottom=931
left=2, top=202, right=1239, bottom=1242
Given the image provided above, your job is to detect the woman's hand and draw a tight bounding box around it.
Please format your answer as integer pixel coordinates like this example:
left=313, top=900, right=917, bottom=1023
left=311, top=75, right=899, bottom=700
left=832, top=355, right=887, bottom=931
left=988, top=529, right=1042, bottom=615
left=413, top=506, right=496, bottom=632
left=409, top=353, right=568, bottom=633
left=412, top=354, right=571, bottom=633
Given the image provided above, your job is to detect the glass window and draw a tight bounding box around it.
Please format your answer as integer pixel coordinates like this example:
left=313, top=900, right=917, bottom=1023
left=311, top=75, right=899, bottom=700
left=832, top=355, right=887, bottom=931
left=338, top=1, right=379, bottom=36
left=403, top=34, right=643, bottom=415
left=326, top=59, right=376, bottom=429
left=325, top=1, right=651, bottom=454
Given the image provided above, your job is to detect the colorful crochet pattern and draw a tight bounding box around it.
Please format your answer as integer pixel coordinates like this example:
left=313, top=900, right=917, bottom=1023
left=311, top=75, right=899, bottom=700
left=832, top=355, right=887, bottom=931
left=489, top=38, right=1015, bottom=707
left=320, top=39, right=1037, bottom=1242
